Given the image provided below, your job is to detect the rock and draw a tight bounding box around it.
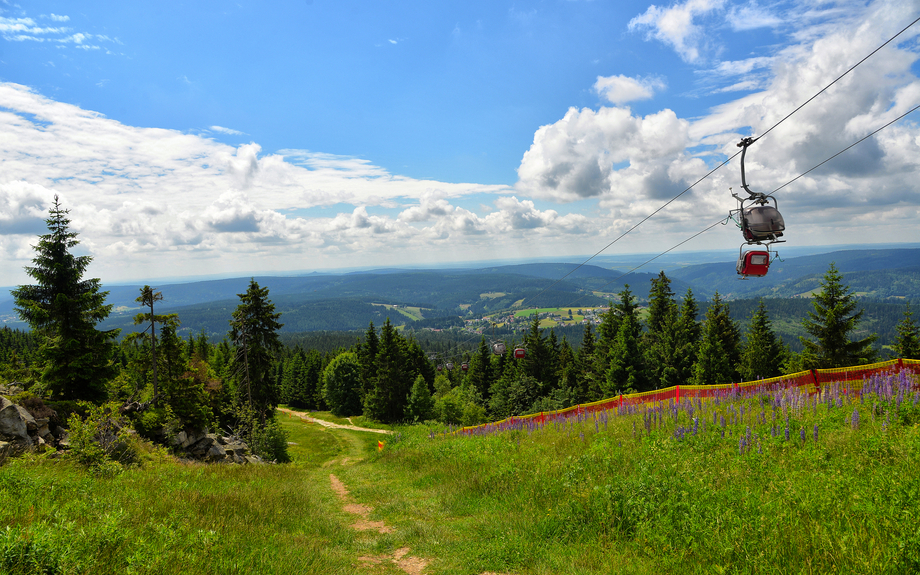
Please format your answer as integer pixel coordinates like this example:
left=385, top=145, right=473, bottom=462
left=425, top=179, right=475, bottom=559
left=0, top=397, right=31, bottom=442
left=0, top=441, right=9, bottom=466
left=173, top=430, right=188, bottom=447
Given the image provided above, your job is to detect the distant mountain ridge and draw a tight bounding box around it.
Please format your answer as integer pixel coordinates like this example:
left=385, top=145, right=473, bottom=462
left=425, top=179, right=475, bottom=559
left=2, top=247, right=919, bottom=337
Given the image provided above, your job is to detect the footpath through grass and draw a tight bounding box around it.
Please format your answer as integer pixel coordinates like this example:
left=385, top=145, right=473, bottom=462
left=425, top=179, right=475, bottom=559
left=3, top=371, right=920, bottom=574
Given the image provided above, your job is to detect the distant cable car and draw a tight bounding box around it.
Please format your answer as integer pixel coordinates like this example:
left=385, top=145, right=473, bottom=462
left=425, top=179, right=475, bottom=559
left=461, top=362, right=469, bottom=371
left=436, top=364, right=443, bottom=372
left=446, top=362, right=454, bottom=371
left=492, top=342, right=506, bottom=355
left=737, top=249, right=770, bottom=278
left=513, top=347, right=526, bottom=359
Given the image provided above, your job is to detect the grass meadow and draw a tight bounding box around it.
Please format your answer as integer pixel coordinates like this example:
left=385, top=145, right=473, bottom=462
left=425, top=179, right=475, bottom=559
left=3, top=371, right=920, bottom=574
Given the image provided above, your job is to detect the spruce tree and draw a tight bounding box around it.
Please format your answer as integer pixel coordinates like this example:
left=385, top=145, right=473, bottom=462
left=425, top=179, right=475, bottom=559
left=739, top=299, right=787, bottom=381
left=13, top=196, right=117, bottom=401
left=675, top=289, right=701, bottom=384
left=692, top=292, right=741, bottom=385
left=363, top=318, right=408, bottom=423
left=406, top=374, right=434, bottom=422
left=576, top=323, right=598, bottom=402
left=228, top=279, right=283, bottom=417
left=894, top=303, right=920, bottom=360
left=605, top=284, right=647, bottom=394
left=800, top=263, right=877, bottom=368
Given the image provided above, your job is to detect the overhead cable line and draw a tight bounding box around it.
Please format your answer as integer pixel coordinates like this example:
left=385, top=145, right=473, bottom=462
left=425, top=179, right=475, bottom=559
left=562, top=104, right=920, bottom=309
left=425, top=16, right=920, bottom=362
left=523, top=14, right=920, bottom=307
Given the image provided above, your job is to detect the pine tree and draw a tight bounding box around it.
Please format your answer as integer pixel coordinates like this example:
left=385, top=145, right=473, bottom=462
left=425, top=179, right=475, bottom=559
left=228, top=279, right=283, bottom=417
left=894, top=303, right=920, bottom=360
left=12, top=196, right=117, bottom=401
left=576, top=324, right=599, bottom=402
left=800, top=263, right=877, bottom=368
left=363, top=318, right=408, bottom=423
left=692, top=292, right=741, bottom=385
left=675, top=289, right=701, bottom=384
left=739, top=299, right=787, bottom=381
left=605, top=285, right=648, bottom=394
left=645, top=271, right=676, bottom=339
left=358, top=322, right=379, bottom=401
left=131, top=285, right=171, bottom=403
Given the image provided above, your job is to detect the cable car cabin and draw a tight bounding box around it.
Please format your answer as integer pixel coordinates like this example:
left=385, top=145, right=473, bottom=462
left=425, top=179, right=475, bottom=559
left=446, top=362, right=454, bottom=371
left=436, top=364, right=443, bottom=372
left=461, top=362, right=469, bottom=371
left=737, top=250, right=770, bottom=277
left=741, top=205, right=785, bottom=242
left=492, top=342, right=506, bottom=355
left=513, top=347, right=526, bottom=359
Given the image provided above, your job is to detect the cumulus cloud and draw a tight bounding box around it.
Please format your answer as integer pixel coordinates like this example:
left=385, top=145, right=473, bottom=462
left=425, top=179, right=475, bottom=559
left=594, top=75, right=666, bottom=105
left=516, top=106, right=691, bottom=202
left=518, top=0, right=920, bottom=248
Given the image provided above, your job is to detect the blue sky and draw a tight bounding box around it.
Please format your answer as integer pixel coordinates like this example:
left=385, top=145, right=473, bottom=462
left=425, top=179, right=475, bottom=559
left=1, top=0, right=919, bottom=284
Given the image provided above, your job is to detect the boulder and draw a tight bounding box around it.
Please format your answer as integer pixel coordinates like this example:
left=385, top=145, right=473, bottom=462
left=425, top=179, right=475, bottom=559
left=0, top=397, right=33, bottom=443
left=0, top=441, right=9, bottom=466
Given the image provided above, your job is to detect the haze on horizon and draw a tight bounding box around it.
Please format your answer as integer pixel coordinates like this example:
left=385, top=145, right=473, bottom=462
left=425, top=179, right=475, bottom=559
left=1, top=0, right=919, bottom=287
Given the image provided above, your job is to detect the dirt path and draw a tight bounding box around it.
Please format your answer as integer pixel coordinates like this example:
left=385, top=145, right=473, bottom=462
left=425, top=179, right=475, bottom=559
left=278, top=407, right=393, bottom=435
left=330, top=473, right=429, bottom=575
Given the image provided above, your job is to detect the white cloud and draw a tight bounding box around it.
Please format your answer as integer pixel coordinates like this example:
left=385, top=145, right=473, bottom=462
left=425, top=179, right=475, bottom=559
left=594, top=74, right=666, bottom=105
left=628, top=0, right=726, bottom=63
left=210, top=125, right=245, bottom=136
left=46, top=14, right=70, bottom=22
left=519, top=0, right=920, bottom=248
left=727, top=2, right=783, bottom=31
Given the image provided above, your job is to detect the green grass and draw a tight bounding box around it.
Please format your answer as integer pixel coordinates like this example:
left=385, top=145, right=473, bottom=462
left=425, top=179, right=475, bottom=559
left=4, top=378, right=920, bottom=574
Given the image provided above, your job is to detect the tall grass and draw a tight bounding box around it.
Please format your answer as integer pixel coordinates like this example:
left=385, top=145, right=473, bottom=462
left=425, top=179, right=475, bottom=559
left=2, top=371, right=919, bottom=574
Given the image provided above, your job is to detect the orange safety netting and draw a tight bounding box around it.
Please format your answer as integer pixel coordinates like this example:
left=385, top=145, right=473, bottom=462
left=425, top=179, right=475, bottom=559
left=456, top=358, right=920, bottom=435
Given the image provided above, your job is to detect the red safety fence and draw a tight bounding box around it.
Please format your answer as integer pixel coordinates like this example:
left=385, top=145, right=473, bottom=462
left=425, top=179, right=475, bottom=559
left=456, top=358, right=920, bottom=435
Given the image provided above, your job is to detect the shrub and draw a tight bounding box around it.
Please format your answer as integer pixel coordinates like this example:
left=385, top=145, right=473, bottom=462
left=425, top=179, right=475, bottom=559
left=66, top=402, right=138, bottom=470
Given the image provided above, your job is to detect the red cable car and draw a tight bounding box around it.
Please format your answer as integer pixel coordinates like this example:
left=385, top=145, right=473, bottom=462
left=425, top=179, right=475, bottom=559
left=737, top=249, right=770, bottom=277
left=513, top=347, right=526, bottom=359
left=436, top=364, right=443, bottom=372
left=461, top=362, right=469, bottom=371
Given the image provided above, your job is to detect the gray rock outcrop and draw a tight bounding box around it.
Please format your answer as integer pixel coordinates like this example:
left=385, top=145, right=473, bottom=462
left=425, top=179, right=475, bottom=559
left=172, top=429, right=263, bottom=464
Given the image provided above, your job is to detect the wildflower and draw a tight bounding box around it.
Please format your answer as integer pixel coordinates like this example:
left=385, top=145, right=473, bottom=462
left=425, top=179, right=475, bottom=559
left=851, top=408, right=860, bottom=430
left=813, top=424, right=819, bottom=443
left=800, top=427, right=806, bottom=444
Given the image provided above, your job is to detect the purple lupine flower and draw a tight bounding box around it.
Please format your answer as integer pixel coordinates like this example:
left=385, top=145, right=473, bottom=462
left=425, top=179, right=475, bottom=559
left=851, top=408, right=860, bottom=430
left=813, top=424, right=819, bottom=443
left=784, top=422, right=790, bottom=442
left=693, top=417, right=699, bottom=436
left=800, top=427, right=806, bottom=444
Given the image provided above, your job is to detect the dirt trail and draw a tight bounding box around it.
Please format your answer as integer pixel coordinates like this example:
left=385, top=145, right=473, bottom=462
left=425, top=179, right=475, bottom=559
left=278, top=407, right=393, bottom=435
left=330, top=473, right=429, bottom=575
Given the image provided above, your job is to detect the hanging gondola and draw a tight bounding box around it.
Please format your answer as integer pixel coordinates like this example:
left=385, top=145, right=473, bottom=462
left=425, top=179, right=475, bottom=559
left=513, top=346, right=526, bottom=359
left=491, top=341, right=506, bottom=355
left=730, top=137, right=786, bottom=278
left=446, top=362, right=454, bottom=371
left=461, top=362, right=469, bottom=371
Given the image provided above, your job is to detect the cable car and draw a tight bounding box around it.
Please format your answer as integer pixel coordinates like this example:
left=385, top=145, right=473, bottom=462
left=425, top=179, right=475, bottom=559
left=513, top=347, right=526, bottom=359
left=492, top=341, right=506, bottom=355
left=461, top=362, right=469, bottom=371
left=446, top=362, right=454, bottom=371
left=737, top=249, right=770, bottom=278
left=740, top=204, right=784, bottom=242
left=729, top=137, right=786, bottom=279
left=436, top=364, right=443, bottom=372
